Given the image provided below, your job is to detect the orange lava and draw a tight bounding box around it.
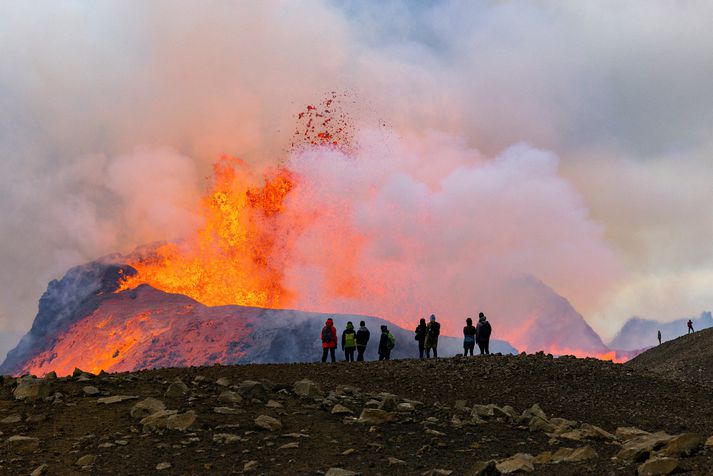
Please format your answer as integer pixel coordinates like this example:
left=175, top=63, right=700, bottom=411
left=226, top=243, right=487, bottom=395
left=118, top=156, right=297, bottom=308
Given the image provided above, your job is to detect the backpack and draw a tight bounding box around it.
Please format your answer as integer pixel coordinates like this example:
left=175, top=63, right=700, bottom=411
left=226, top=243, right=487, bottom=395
left=386, top=332, right=396, bottom=350
left=344, top=332, right=356, bottom=348
left=322, top=326, right=332, bottom=343
left=428, top=322, right=440, bottom=338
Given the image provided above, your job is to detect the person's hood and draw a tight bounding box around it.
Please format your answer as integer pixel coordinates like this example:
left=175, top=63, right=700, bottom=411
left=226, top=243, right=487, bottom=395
left=326, top=318, right=333, bottom=327
left=479, top=315, right=487, bottom=323
left=466, top=318, right=473, bottom=325
left=346, top=322, right=354, bottom=330
left=429, top=314, right=436, bottom=322
left=359, top=325, right=368, bottom=331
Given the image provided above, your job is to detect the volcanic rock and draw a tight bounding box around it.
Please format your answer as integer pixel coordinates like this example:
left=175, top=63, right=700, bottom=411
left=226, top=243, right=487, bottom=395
left=213, top=433, right=243, bottom=444
left=30, top=464, right=48, bottom=476
left=467, top=461, right=501, bottom=476
left=140, top=409, right=178, bottom=431
left=130, top=397, right=166, bottom=418
left=496, top=453, right=534, bottom=473
left=164, top=379, right=189, bottom=398
left=657, top=433, right=705, bottom=457
left=237, top=380, right=267, bottom=401
left=6, top=435, right=39, bottom=453
left=82, top=385, right=100, bottom=396
left=637, top=457, right=681, bottom=476
left=215, top=377, right=231, bottom=387
left=156, top=462, right=172, bottom=470
left=331, top=404, right=353, bottom=415
left=218, top=390, right=242, bottom=404
left=358, top=409, right=394, bottom=425
left=325, top=469, right=358, bottom=476
left=13, top=377, right=51, bottom=401
left=255, top=415, right=282, bottom=431
left=76, top=454, right=96, bottom=466
left=1, top=414, right=22, bottom=424
left=213, top=407, right=242, bottom=415
left=97, top=395, right=138, bottom=404
left=165, top=410, right=196, bottom=431
left=294, top=379, right=322, bottom=398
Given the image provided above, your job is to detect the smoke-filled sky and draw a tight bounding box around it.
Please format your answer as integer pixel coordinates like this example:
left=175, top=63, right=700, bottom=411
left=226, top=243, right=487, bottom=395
left=1, top=0, right=712, bottom=357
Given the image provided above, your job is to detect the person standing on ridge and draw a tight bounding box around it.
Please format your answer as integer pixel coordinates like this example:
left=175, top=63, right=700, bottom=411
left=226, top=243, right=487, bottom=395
left=424, top=314, right=440, bottom=358
left=463, top=318, right=476, bottom=356
left=321, top=318, right=338, bottom=363
left=378, top=325, right=395, bottom=361
left=356, top=320, right=370, bottom=361
left=415, top=318, right=428, bottom=359
left=342, top=321, right=357, bottom=362
left=657, top=329, right=662, bottom=345
left=476, top=312, right=492, bottom=355
left=688, top=320, right=695, bottom=334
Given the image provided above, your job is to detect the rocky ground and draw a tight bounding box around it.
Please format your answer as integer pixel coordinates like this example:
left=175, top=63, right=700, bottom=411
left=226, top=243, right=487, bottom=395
left=2, top=348, right=713, bottom=475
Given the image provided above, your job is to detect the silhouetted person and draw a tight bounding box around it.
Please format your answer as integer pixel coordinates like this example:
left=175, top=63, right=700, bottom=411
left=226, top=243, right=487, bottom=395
left=321, top=318, right=337, bottom=363
left=414, top=318, right=427, bottom=359
left=378, top=325, right=395, bottom=360
left=342, top=321, right=357, bottom=362
left=463, top=318, right=476, bottom=356
left=657, top=329, right=662, bottom=345
left=424, top=314, right=440, bottom=358
left=688, top=320, right=694, bottom=334
left=476, top=312, right=492, bottom=355
left=356, top=321, right=370, bottom=361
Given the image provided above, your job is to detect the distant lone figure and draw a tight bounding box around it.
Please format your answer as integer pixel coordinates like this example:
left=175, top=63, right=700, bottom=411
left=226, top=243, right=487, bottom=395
left=321, top=318, right=337, bottom=363
left=342, top=321, right=357, bottom=362
left=463, top=318, right=476, bottom=356
left=424, top=314, right=440, bottom=358
left=378, top=325, right=395, bottom=361
left=356, top=321, right=370, bottom=361
left=414, top=318, right=428, bottom=359
left=688, top=320, right=694, bottom=334
left=476, top=312, right=492, bottom=355
left=657, top=329, right=662, bottom=345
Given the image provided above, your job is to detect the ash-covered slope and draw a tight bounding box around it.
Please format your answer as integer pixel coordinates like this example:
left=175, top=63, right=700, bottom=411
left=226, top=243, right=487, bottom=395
left=0, top=261, right=516, bottom=376
left=626, top=326, right=713, bottom=384
left=609, top=311, right=713, bottom=351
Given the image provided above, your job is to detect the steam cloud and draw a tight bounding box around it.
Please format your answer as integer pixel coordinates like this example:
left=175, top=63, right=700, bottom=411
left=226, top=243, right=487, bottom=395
left=2, top=1, right=713, bottom=357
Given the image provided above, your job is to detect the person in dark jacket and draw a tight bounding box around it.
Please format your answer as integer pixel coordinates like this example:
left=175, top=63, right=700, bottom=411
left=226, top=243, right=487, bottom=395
left=688, top=320, right=695, bottom=334
left=378, top=325, right=392, bottom=361
left=356, top=321, right=370, bottom=361
left=342, top=321, right=357, bottom=362
left=424, top=314, right=440, bottom=358
left=414, top=318, right=427, bottom=359
left=321, top=318, right=338, bottom=363
left=657, top=329, right=662, bottom=345
left=475, top=312, right=492, bottom=355
left=463, top=317, right=476, bottom=356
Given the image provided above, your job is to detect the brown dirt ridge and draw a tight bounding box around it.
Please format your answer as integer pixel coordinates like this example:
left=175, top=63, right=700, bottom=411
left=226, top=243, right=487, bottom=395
left=2, top=347, right=713, bottom=475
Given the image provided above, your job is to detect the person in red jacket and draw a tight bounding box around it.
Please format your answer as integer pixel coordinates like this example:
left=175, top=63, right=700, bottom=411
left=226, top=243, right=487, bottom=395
left=321, top=318, right=338, bottom=363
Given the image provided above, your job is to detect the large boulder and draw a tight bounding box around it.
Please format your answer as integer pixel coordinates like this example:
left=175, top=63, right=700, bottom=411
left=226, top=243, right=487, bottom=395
left=637, top=458, right=680, bottom=476
left=130, top=397, right=166, bottom=419
left=13, top=378, right=51, bottom=401
left=237, top=380, right=268, bottom=401
left=6, top=435, right=40, bottom=454
left=293, top=379, right=322, bottom=399
left=657, top=433, right=705, bottom=457
left=358, top=408, right=394, bottom=425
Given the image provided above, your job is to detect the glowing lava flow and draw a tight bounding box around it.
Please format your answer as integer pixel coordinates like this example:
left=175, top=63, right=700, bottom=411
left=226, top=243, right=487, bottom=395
left=118, top=156, right=297, bottom=308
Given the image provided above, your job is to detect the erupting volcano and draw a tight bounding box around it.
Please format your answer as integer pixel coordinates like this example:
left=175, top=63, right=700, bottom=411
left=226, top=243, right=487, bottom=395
left=2, top=98, right=634, bottom=376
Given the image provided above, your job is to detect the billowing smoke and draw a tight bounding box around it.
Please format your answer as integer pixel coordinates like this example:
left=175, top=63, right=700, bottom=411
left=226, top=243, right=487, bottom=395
left=2, top=1, right=713, bottom=357
left=282, top=131, right=620, bottom=340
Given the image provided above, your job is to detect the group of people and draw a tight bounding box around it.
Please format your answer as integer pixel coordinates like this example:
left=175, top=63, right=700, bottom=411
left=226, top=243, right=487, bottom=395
left=319, top=313, right=493, bottom=362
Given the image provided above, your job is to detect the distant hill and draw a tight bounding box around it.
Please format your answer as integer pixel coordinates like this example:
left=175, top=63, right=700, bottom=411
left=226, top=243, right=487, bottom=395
left=0, top=261, right=516, bottom=376
left=626, top=326, right=713, bottom=385
left=608, top=311, right=713, bottom=351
